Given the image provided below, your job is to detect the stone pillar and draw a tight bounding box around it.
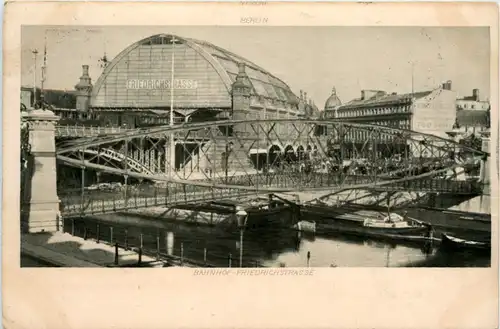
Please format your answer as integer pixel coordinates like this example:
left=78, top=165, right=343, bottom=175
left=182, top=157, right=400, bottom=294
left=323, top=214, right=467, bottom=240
left=231, top=62, right=252, bottom=136
left=75, top=65, right=93, bottom=112
left=479, top=130, right=490, bottom=186
left=21, top=109, right=60, bottom=233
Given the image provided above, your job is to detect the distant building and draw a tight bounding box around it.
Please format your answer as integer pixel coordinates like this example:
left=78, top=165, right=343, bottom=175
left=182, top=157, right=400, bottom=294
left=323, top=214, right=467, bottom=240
left=323, top=87, right=342, bottom=119
left=322, top=81, right=457, bottom=158
left=331, top=81, right=457, bottom=137
left=298, top=90, right=321, bottom=118
left=446, top=90, right=490, bottom=148
left=457, top=88, right=489, bottom=111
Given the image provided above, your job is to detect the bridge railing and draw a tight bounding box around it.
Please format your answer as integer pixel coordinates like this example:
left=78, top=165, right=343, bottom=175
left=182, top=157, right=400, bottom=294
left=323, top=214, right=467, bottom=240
left=59, top=183, right=257, bottom=217
left=379, top=178, right=482, bottom=194
left=58, top=170, right=480, bottom=217
left=55, top=123, right=293, bottom=140
left=55, top=125, right=130, bottom=137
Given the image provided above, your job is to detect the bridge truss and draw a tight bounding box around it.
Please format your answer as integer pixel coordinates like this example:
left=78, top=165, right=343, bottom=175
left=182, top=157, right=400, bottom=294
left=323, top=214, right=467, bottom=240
left=51, top=119, right=487, bottom=216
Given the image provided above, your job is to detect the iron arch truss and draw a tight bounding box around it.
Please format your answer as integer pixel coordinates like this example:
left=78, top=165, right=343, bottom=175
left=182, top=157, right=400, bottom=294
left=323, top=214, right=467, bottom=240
left=56, top=119, right=488, bottom=195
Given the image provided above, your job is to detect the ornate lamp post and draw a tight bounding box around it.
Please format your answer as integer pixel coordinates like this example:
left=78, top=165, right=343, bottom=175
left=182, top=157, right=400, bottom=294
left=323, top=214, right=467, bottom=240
left=235, top=206, right=248, bottom=268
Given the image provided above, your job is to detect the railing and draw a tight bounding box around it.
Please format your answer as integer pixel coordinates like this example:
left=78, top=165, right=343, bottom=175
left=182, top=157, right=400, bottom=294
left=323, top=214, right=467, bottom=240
left=61, top=187, right=256, bottom=217
left=63, top=216, right=266, bottom=267
left=55, top=125, right=130, bottom=137
left=54, top=123, right=323, bottom=142
left=373, top=178, right=482, bottom=194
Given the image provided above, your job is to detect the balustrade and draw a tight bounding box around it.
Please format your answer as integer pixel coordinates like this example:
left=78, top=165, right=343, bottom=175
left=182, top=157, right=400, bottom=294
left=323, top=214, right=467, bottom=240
left=59, top=170, right=479, bottom=217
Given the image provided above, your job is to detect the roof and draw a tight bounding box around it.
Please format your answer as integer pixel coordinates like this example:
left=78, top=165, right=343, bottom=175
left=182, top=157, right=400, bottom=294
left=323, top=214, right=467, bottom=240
left=91, top=34, right=299, bottom=109
left=456, top=109, right=490, bottom=127
left=458, top=96, right=478, bottom=101
left=338, top=90, right=432, bottom=110
left=189, top=37, right=299, bottom=104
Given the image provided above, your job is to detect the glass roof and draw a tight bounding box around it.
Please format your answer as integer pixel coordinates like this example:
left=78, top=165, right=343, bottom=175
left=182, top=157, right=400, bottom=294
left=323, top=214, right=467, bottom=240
left=189, top=37, right=298, bottom=104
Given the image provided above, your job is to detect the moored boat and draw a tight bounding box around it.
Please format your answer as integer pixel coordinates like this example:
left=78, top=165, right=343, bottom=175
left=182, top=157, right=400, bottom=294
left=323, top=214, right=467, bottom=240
left=315, top=212, right=432, bottom=243
left=301, top=201, right=393, bottom=224
left=440, top=233, right=490, bottom=253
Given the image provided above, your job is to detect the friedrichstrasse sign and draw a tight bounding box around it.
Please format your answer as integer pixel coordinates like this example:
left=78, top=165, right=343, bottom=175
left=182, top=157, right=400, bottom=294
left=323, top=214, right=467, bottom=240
left=126, top=79, right=198, bottom=90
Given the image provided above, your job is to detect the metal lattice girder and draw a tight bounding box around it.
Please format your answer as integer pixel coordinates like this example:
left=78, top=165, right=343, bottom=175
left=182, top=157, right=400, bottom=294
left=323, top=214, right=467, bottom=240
left=56, top=119, right=488, bottom=197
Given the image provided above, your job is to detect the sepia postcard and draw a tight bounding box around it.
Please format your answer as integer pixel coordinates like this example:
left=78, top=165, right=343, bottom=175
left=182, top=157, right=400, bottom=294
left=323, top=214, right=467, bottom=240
left=3, top=1, right=499, bottom=329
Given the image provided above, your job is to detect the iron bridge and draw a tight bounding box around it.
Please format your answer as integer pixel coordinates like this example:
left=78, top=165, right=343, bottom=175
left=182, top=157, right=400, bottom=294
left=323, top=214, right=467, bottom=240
left=40, top=119, right=487, bottom=216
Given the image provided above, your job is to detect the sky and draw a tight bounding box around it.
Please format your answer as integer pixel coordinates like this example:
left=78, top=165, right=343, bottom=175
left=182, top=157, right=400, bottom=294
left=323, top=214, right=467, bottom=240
left=21, top=26, right=490, bottom=108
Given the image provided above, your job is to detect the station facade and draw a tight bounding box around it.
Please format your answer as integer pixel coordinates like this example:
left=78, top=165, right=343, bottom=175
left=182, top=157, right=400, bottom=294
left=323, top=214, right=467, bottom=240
left=72, top=33, right=321, bottom=138
left=43, top=34, right=325, bottom=175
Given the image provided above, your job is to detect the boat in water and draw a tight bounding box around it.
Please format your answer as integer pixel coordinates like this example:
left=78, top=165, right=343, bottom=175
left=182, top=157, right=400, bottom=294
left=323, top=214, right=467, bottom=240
left=314, top=212, right=432, bottom=243
left=440, top=233, right=491, bottom=253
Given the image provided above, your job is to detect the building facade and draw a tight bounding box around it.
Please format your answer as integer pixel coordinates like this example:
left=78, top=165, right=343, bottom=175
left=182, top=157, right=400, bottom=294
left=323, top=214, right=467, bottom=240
left=323, top=81, right=457, bottom=158
left=78, top=34, right=312, bottom=135
left=456, top=88, right=490, bottom=111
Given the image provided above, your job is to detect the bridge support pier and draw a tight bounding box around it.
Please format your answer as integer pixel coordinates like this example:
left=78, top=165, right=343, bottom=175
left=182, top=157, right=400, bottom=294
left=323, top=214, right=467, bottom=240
left=21, top=109, right=61, bottom=233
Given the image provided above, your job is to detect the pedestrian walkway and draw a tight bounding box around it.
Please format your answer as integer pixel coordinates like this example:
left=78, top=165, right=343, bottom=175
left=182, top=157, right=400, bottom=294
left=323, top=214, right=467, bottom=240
left=21, top=232, right=162, bottom=267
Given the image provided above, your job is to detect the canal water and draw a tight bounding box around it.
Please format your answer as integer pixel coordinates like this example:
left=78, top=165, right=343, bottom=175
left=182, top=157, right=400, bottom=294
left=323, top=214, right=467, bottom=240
left=65, top=210, right=490, bottom=268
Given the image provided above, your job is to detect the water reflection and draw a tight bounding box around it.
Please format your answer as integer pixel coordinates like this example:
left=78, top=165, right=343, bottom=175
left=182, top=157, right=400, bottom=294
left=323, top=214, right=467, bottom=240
left=69, top=212, right=490, bottom=268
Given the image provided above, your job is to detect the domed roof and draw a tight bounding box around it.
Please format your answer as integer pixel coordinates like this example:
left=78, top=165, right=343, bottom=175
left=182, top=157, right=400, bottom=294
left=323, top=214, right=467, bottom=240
left=90, top=34, right=299, bottom=109
left=324, top=87, right=342, bottom=110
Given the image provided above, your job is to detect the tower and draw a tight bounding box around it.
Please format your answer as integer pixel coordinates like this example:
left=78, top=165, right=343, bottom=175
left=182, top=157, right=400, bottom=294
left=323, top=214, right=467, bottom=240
left=75, top=65, right=93, bottom=112
left=231, top=62, right=252, bottom=134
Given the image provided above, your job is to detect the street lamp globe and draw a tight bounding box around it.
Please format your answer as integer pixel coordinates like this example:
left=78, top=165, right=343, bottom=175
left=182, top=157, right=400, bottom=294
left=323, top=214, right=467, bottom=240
left=235, top=207, right=248, bottom=228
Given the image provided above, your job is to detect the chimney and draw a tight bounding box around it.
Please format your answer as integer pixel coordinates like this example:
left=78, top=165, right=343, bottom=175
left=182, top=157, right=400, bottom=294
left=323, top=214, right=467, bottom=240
left=442, top=80, right=452, bottom=90
left=82, top=65, right=89, bottom=76
left=304, top=92, right=308, bottom=103
left=473, top=88, right=480, bottom=101
left=361, top=90, right=381, bottom=100
left=300, top=90, right=304, bottom=100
